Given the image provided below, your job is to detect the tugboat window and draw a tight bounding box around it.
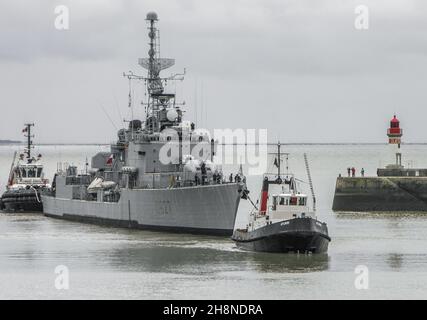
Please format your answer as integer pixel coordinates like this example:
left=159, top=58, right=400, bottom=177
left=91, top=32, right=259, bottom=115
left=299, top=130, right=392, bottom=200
left=279, top=197, right=285, bottom=205
left=290, top=197, right=297, bottom=205
left=28, top=168, right=36, bottom=178
left=272, top=196, right=277, bottom=210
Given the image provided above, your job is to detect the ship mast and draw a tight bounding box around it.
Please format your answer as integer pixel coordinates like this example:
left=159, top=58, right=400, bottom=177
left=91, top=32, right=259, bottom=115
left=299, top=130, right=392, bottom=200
left=271, top=141, right=288, bottom=184
left=260, top=142, right=290, bottom=215
left=23, top=123, right=34, bottom=162
left=277, top=142, right=281, bottom=180
left=123, top=11, right=185, bottom=132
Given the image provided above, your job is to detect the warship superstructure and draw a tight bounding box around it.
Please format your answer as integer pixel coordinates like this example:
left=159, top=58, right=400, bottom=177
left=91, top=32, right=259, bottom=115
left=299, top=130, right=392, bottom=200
left=42, top=12, right=245, bottom=235
left=0, top=124, right=50, bottom=212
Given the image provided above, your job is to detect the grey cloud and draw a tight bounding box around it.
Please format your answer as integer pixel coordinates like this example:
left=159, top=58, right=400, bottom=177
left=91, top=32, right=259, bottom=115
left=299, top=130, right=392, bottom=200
left=0, top=0, right=427, bottom=144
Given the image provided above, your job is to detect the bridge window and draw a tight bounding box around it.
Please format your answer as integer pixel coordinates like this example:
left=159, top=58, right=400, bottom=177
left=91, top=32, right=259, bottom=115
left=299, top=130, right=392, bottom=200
left=27, top=169, right=36, bottom=178
left=290, top=197, right=297, bottom=205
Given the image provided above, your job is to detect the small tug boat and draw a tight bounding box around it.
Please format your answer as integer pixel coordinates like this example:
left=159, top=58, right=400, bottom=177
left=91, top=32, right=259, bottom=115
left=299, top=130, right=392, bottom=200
left=0, top=124, right=50, bottom=212
left=232, top=143, right=331, bottom=253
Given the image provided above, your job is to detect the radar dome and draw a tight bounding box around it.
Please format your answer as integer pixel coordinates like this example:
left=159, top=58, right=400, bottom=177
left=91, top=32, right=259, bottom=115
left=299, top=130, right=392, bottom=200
left=146, top=12, right=158, bottom=21
left=167, top=109, right=178, bottom=122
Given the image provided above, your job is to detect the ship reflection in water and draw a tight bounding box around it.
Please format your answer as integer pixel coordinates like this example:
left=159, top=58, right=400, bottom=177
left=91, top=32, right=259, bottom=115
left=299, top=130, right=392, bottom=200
left=0, top=211, right=329, bottom=275
left=105, top=237, right=330, bottom=274
left=245, top=252, right=330, bottom=273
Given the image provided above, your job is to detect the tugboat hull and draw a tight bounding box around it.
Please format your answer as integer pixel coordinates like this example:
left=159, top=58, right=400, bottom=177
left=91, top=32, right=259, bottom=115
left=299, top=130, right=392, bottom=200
left=232, top=218, right=330, bottom=253
left=0, top=189, right=43, bottom=212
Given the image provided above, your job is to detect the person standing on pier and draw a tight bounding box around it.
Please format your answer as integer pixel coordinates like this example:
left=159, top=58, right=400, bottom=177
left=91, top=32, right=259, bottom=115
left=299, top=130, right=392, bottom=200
left=351, top=167, right=356, bottom=177
left=347, top=167, right=351, bottom=177
left=361, top=168, right=365, bottom=177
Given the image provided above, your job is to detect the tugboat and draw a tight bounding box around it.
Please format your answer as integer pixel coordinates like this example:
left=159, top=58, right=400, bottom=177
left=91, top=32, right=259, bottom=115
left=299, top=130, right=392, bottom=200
left=0, top=123, right=51, bottom=212
left=41, top=12, right=246, bottom=235
left=232, top=143, right=330, bottom=253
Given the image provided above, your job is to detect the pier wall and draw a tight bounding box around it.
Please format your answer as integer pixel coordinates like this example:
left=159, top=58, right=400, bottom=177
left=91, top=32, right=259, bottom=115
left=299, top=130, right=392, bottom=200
left=332, top=177, right=427, bottom=211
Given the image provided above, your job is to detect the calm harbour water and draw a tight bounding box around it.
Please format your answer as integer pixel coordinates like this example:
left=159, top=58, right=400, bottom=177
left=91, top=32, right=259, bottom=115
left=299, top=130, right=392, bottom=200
left=1, top=144, right=427, bottom=299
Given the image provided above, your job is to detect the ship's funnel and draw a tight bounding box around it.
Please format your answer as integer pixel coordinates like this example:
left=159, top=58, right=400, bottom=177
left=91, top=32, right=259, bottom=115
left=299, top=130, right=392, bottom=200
left=259, top=177, right=269, bottom=215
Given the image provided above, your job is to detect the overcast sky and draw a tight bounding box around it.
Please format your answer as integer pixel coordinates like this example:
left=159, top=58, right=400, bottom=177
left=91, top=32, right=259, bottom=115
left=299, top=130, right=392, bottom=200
left=0, top=0, right=426, bottom=143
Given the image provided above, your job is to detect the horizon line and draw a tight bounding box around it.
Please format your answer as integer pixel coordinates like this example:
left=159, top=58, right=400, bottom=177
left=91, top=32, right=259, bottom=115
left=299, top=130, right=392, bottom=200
left=2, top=142, right=427, bottom=146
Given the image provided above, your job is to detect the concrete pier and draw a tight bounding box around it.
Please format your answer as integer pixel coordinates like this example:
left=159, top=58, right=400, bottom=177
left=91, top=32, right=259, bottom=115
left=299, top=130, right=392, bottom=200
left=332, top=177, right=427, bottom=211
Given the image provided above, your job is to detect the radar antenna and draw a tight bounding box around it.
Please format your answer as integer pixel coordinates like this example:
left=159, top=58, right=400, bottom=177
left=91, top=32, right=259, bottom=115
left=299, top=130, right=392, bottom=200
left=140, top=12, right=176, bottom=95
left=122, top=12, right=186, bottom=133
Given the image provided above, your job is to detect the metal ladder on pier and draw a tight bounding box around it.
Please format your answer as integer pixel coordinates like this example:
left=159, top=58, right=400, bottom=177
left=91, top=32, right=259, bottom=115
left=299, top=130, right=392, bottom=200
left=304, top=153, right=316, bottom=212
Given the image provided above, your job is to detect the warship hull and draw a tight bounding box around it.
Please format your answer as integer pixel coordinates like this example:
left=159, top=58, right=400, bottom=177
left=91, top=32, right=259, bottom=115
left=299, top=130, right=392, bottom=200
left=1, top=189, right=43, bottom=212
left=42, top=183, right=241, bottom=235
left=232, top=218, right=330, bottom=253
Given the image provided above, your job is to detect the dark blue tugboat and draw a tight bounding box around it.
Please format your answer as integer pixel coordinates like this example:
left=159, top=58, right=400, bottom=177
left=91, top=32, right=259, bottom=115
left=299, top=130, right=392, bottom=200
left=0, top=124, right=50, bottom=212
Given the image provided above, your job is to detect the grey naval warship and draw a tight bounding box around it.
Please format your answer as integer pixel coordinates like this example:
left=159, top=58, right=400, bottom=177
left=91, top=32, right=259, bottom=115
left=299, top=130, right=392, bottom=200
left=42, top=12, right=246, bottom=235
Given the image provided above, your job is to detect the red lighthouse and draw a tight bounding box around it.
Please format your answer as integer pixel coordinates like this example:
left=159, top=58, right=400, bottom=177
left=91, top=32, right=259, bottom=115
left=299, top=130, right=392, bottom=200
left=387, top=115, right=403, bottom=167
left=387, top=115, right=403, bottom=146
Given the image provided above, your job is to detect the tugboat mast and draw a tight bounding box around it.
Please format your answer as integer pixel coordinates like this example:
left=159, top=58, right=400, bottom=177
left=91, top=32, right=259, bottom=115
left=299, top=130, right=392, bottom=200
left=259, top=142, right=289, bottom=215
left=277, top=142, right=281, bottom=181
left=23, top=123, right=34, bottom=162
left=270, top=141, right=288, bottom=183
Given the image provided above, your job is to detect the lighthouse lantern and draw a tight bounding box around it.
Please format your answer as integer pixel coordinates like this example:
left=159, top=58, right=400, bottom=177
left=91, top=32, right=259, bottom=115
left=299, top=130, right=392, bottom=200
left=387, top=115, right=403, bottom=146
left=386, top=115, right=403, bottom=167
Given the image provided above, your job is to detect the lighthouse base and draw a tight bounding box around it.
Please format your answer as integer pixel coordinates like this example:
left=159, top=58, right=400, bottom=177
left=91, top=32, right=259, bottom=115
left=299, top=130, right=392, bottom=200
left=333, top=176, right=427, bottom=212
